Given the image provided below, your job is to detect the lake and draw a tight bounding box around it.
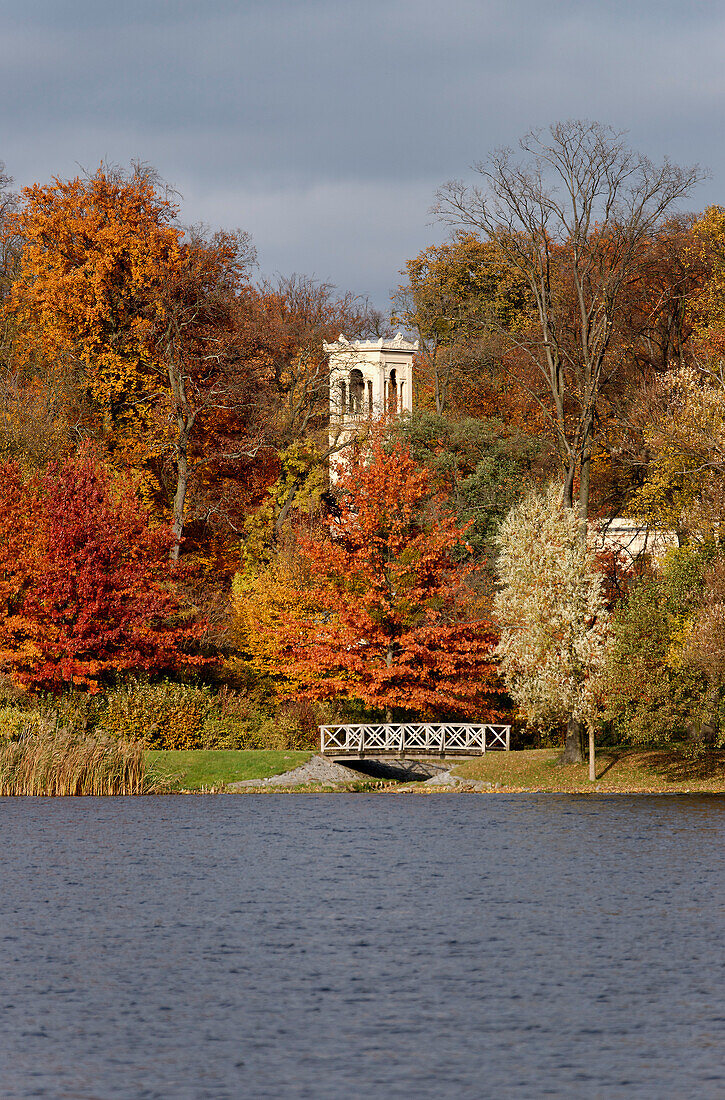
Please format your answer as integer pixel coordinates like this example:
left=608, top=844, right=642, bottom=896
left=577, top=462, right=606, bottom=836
left=1, top=794, right=723, bottom=1099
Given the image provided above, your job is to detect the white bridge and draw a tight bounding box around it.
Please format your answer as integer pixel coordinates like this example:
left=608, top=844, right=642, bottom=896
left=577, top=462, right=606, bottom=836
left=320, top=723, right=510, bottom=757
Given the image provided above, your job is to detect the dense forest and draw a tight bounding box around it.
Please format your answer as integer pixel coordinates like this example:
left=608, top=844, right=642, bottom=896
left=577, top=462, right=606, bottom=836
left=2, top=121, right=725, bottom=762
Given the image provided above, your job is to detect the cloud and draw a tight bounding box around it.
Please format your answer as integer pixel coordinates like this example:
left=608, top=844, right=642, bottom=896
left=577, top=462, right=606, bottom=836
left=1, top=0, right=722, bottom=306
left=180, top=177, right=446, bottom=304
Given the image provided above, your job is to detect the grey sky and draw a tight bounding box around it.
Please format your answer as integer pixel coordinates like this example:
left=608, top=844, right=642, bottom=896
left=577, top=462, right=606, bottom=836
left=1, top=0, right=723, bottom=309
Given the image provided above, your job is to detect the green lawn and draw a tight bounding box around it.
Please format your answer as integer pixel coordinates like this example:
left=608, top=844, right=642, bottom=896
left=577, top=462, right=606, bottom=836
left=144, top=747, right=725, bottom=794
left=453, top=748, right=725, bottom=793
left=147, top=749, right=312, bottom=791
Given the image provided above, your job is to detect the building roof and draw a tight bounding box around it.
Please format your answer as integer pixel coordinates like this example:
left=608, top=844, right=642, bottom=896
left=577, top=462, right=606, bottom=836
left=323, top=332, right=419, bottom=354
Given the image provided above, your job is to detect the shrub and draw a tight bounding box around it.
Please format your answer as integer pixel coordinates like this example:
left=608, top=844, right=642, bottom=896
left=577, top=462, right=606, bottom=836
left=99, top=681, right=327, bottom=751
left=199, top=696, right=321, bottom=750
left=34, top=691, right=102, bottom=735
left=101, top=681, right=215, bottom=749
left=272, top=699, right=325, bottom=749
left=0, top=675, right=26, bottom=707
left=200, top=694, right=267, bottom=749
left=0, top=706, right=47, bottom=741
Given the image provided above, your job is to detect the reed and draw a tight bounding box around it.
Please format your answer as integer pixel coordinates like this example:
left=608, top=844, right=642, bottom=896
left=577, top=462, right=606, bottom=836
left=0, top=730, right=151, bottom=796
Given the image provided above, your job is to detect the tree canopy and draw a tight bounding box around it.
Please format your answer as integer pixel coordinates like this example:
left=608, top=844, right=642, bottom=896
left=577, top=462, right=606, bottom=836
left=274, top=438, right=503, bottom=719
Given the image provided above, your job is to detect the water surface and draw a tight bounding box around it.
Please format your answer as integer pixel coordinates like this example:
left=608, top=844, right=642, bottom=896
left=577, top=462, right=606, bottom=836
left=1, top=794, right=723, bottom=1098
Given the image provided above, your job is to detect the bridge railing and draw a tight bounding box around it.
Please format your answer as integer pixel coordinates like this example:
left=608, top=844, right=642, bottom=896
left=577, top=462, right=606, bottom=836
left=320, top=723, right=510, bottom=756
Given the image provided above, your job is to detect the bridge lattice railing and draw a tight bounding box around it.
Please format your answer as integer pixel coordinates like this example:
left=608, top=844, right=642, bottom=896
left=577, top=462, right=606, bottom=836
left=320, top=723, right=510, bottom=755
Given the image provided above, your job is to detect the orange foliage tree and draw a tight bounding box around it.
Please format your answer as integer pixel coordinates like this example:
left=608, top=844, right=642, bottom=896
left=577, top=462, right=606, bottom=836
left=151, top=227, right=268, bottom=559
left=0, top=449, right=206, bottom=692
left=4, top=166, right=274, bottom=564
left=258, top=273, right=385, bottom=443
left=6, top=164, right=181, bottom=458
left=275, top=438, right=502, bottom=719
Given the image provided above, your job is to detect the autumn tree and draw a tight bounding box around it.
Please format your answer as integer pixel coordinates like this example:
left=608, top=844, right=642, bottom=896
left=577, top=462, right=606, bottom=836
left=233, top=276, right=388, bottom=563
left=689, top=205, right=725, bottom=339
left=495, top=484, right=610, bottom=769
left=0, top=449, right=205, bottom=692
left=680, top=554, right=725, bottom=747
left=231, top=533, right=322, bottom=695
left=600, top=546, right=711, bottom=748
left=623, top=361, right=725, bottom=545
left=436, top=120, right=703, bottom=519
left=0, top=161, right=17, bottom=334
left=4, top=165, right=277, bottom=565
left=275, top=436, right=502, bottom=719
left=615, top=210, right=725, bottom=540
left=392, top=411, right=541, bottom=561
left=573, top=214, right=713, bottom=520
left=6, top=164, right=181, bottom=465
left=392, top=232, right=530, bottom=414
left=623, top=215, right=708, bottom=376
left=152, top=226, right=269, bottom=559
left=259, top=273, right=386, bottom=442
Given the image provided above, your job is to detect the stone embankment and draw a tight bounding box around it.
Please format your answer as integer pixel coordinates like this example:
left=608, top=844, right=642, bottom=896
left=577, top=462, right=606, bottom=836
left=227, top=755, right=356, bottom=789
left=227, top=755, right=499, bottom=791
left=422, top=770, right=499, bottom=791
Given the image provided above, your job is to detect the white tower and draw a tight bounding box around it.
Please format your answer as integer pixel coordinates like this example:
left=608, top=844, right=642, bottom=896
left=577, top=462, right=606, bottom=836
left=324, top=333, right=417, bottom=481
left=325, top=330, right=416, bottom=428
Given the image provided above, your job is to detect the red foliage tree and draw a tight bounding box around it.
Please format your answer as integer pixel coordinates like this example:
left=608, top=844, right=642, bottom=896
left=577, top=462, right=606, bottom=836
left=0, top=450, right=206, bottom=691
left=276, top=438, right=502, bottom=719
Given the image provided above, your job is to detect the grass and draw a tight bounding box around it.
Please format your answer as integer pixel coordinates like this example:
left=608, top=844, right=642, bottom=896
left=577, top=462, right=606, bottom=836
left=148, top=747, right=725, bottom=794
left=10, top=740, right=716, bottom=797
left=0, top=732, right=149, bottom=795
left=452, top=748, right=725, bottom=793
left=147, top=749, right=313, bottom=791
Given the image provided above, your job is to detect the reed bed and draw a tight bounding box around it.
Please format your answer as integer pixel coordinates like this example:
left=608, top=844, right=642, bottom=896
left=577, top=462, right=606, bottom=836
left=0, top=730, right=151, bottom=796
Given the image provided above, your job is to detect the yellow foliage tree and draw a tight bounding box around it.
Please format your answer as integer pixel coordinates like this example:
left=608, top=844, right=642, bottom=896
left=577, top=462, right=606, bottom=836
left=231, top=538, right=321, bottom=695
left=630, top=366, right=725, bottom=539
left=241, top=440, right=327, bottom=570
left=392, top=232, right=531, bottom=413
left=690, top=206, right=725, bottom=335
left=5, top=164, right=182, bottom=473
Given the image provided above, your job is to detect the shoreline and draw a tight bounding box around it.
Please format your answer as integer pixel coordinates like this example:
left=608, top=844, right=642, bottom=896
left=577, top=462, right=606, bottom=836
left=219, top=784, right=725, bottom=795
left=0, top=747, right=709, bottom=797
left=212, top=748, right=725, bottom=796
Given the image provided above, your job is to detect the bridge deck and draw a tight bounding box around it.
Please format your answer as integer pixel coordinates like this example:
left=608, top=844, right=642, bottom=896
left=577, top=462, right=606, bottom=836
left=320, top=723, right=510, bottom=756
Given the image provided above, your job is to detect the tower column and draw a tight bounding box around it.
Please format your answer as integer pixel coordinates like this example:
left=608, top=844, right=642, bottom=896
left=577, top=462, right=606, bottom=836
left=323, top=333, right=419, bottom=481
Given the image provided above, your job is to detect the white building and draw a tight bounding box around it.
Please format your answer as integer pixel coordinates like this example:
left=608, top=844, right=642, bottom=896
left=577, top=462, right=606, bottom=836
left=324, top=333, right=417, bottom=480
left=325, top=333, right=416, bottom=423
left=593, top=517, right=679, bottom=564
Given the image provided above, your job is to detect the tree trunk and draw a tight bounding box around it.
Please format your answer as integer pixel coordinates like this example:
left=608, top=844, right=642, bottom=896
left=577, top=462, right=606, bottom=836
left=171, top=434, right=188, bottom=563
left=579, top=445, right=591, bottom=530
left=588, top=726, right=595, bottom=782
left=562, top=462, right=576, bottom=508
left=434, top=369, right=444, bottom=415
left=385, top=641, right=394, bottom=723
left=167, top=353, right=195, bottom=564
left=556, top=716, right=584, bottom=764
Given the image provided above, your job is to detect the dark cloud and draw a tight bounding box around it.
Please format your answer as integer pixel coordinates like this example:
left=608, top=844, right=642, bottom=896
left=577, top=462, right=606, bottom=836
left=1, top=1, right=722, bottom=306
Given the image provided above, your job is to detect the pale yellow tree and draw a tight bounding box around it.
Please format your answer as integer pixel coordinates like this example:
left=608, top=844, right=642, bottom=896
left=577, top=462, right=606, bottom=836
left=495, top=483, right=610, bottom=772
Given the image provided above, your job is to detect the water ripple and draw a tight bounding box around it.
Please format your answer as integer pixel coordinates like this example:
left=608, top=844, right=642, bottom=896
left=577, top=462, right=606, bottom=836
left=0, top=794, right=723, bottom=1099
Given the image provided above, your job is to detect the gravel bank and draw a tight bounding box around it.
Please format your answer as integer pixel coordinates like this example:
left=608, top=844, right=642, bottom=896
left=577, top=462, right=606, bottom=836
left=227, top=755, right=358, bottom=789
left=226, top=756, right=499, bottom=791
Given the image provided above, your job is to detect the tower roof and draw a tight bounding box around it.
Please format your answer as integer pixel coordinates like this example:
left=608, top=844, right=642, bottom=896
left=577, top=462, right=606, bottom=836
left=323, top=332, right=418, bottom=354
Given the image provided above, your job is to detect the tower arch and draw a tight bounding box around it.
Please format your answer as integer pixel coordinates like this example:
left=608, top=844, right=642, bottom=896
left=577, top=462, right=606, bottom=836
left=324, top=333, right=417, bottom=480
